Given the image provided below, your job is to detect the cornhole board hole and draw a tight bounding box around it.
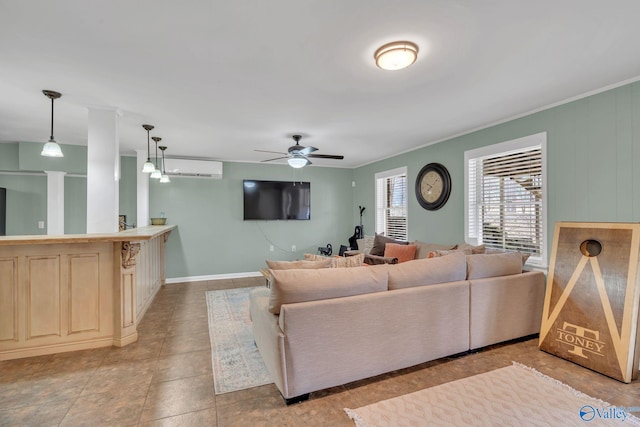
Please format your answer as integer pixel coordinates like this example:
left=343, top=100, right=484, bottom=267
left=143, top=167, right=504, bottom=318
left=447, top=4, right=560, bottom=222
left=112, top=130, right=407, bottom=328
left=539, top=222, right=640, bottom=383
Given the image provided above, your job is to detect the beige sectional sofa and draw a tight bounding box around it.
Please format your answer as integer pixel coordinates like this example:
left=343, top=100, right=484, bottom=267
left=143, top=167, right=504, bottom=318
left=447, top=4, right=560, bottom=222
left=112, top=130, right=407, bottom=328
left=249, top=251, right=545, bottom=403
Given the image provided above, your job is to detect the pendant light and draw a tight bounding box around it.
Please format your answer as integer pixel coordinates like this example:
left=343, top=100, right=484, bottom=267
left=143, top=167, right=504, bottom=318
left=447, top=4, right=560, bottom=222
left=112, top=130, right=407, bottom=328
left=150, top=137, right=162, bottom=179
left=41, top=90, right=64, bottom=157
left=159, top=146, right=170, bottom=183
left=141, top=124, right=156, bottom=173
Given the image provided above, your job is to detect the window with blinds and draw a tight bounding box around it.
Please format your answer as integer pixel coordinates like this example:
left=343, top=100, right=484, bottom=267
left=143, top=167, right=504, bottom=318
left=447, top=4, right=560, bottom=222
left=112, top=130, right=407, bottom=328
left=375, top=167, right=408, bottom=241
left=465, top=133, right=547, bottom=266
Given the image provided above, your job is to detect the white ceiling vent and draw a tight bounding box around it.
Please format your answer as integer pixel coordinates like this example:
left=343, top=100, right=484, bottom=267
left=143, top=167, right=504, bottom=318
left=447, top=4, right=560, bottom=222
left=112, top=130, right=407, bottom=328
left=163, top=158, right=223, bottom=179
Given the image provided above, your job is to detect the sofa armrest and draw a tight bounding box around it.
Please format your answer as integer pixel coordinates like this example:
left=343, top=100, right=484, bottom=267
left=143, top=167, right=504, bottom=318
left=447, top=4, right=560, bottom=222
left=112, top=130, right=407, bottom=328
left=364, top=254, right=398, bottom=265
left=343, top=250, right=362, bottom=257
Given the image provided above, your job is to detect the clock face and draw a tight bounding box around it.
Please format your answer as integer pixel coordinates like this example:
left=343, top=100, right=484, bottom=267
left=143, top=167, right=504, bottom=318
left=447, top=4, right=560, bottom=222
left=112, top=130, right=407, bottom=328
left=420, top=170, right=443, bottom=203
left=415, top=163, right=451, bottom=210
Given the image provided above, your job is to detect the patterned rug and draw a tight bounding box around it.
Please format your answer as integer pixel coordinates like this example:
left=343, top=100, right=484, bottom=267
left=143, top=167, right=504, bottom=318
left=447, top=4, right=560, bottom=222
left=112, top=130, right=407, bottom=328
left=345, top=362, right=640, bottom=426
left=205, top=287, right=272, bottom=394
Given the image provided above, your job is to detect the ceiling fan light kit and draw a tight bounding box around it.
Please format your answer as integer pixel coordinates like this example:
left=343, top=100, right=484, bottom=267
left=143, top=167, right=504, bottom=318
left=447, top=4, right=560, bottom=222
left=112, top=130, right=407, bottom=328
left=374, top=41, right=419, bottom=71
left=256, top=134, right=344, bottom=168
left=288, top=157, right=308, bottom=168
left=41, top=90, right=64, bottom=157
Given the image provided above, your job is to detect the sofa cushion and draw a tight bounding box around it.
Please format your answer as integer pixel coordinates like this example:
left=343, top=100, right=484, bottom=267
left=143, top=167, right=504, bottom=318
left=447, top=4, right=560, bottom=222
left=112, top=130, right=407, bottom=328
left=370, top=234, right=408, bottom=256
left=268, top=265, right=389, bottom=314
left=265, top=259, right=331, bottom=270
left=384, top=243, right=417, bottom=263
left=466, top=252, right=523, bottom=279
left=412, top=241, right=457, bottom=259
left=388, top=252, right=467, bottom=290
left=304, top=253, right=365, bottom=268
left=485, top=249, right=531, bottom=266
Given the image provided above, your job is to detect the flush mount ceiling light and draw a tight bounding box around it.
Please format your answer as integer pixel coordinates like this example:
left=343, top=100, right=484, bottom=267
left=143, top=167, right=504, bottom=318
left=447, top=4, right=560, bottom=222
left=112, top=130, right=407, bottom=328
left=287, top=156, right=309, bottom=169
left=374, top=41, right=419, bottom=71
left=141, top=124, right=156, bottom=173
left=41, top=90, right=64, bottom=157
left=150, top=137, right=162, bottom=179
left=159, top=145, right=170, bottom=183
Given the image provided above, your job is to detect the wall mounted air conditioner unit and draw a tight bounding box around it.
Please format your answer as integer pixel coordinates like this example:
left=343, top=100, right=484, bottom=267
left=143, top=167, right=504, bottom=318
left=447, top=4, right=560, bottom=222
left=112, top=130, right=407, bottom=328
left=163, top=158, right=223, bottom=179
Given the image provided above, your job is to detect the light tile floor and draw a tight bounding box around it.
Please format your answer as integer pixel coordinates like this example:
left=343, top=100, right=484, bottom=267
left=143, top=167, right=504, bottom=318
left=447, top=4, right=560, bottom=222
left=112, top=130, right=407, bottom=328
left=1, top=276, right=639, bottom=426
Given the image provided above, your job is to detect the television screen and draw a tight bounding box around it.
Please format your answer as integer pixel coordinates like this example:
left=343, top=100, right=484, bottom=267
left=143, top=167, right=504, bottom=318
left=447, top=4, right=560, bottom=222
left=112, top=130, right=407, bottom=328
left=243, top=180, right=310, bottom=220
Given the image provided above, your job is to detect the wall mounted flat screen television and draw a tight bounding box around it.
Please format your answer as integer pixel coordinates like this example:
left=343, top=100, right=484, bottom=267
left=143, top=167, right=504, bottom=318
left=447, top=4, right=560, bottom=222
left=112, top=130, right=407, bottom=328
left=243, top=180, right=310, bottom=220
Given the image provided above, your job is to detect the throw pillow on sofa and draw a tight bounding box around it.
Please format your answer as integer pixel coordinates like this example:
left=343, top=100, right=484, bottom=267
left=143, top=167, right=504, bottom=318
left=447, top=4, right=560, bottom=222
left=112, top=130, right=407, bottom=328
left=370, top=234, right=408, bottom=256
left=303, top=253, right=365, bottom=268
left=427, top=248, right=472, bottom=258
left=384, top=243, right=417, bottom=263
left=265, top=259, right=332, bottom=270
left=412, top=241, right=457, bottom=259
left=355, top=235, right=375, bottom=254
left=455, top=243, right=486, bottom=254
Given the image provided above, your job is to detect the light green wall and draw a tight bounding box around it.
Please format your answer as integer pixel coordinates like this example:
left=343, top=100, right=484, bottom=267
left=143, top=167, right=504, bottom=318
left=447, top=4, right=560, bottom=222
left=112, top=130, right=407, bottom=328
left=353, top=82, right=640, bottom=260
left=119, top=156, right=137, bottom=226
left=149, top=162, right=354, bottom=278
left=18, top=141, right=87, bottom=173
left=0, top=142, right=135, bottom=235
left=3, top=80, right=640, bottom=275
left=0, top=173, right=47, bottom=235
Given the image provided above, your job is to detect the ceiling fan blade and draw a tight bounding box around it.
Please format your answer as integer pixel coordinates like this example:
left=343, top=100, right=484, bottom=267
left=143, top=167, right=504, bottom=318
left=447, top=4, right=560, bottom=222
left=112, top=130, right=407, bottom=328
left=299, top=146, right=318, bottom=155
left=255, top=149, right=287, bottom=155
left=261, top=156, right=289, bottom=162
left=306, top=154, right=344, bottom=160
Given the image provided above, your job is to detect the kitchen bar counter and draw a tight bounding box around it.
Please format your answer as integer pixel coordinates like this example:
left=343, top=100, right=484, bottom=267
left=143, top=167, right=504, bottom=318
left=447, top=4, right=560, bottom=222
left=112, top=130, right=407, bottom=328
left=0, top=224, right=175, bottom=245
left=0, top=225, right=176, bottom=360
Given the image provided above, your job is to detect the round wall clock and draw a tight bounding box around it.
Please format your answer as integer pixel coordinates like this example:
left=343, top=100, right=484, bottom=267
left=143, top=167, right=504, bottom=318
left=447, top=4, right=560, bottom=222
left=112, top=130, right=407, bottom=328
left=415, top=163, right=451, bottom=210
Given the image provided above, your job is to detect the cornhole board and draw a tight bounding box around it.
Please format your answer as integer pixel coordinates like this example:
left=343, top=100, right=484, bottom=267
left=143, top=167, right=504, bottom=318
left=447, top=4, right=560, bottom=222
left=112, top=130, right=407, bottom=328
left=539, top=222, right=640, bottom=383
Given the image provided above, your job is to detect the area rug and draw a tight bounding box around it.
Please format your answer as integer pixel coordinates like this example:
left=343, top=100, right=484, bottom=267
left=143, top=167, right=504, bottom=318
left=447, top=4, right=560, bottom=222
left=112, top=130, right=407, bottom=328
left=345, top=362, right=640, bottom=427
left=205, top=287, right=272, bottom=394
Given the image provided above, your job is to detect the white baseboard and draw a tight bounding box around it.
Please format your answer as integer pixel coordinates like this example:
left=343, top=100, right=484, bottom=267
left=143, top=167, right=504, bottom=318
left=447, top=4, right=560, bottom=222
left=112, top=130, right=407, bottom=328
left=165, top=271, right=261, bottom=284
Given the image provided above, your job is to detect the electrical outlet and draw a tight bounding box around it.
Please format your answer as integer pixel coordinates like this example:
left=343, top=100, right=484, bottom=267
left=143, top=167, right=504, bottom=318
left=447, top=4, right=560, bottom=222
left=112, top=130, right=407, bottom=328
left=38, top=221, right=44, bottom=229
left=291, top=245, right=296, bottom=252
left=269, top=245, right=274, bottom=252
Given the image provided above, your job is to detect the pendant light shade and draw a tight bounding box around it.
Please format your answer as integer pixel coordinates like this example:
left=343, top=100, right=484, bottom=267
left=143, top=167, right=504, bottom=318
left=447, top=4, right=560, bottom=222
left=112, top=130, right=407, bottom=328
left=159, top=145, right=170, bottom=183
left=41, top=90, right=64, bottom=157
left=150, top=137, right=162, bottom=179
left=142, top=124, right=156, bottom=173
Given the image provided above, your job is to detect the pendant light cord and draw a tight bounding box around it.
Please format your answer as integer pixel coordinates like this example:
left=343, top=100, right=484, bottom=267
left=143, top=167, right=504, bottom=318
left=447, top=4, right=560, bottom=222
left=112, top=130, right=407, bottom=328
left=50, top=97, right=55, bottom=141
left=147, top=130, right=151, bottom=161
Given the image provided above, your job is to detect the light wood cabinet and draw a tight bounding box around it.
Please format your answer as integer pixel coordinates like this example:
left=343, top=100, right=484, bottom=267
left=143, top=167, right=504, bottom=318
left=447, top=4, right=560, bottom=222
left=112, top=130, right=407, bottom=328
left=0, top=225, right=174, bottom=360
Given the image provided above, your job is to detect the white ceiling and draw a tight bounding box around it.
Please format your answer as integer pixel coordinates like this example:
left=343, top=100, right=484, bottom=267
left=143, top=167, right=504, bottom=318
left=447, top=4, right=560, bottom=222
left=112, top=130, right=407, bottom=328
left=1, top=1, right=640, bottom=168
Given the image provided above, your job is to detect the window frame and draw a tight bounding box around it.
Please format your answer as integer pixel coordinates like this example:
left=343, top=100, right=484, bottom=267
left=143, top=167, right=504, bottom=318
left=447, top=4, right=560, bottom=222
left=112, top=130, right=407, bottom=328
left=464, top=132, right=547, bottom=268
left=374, top=166, right=408, bottom=241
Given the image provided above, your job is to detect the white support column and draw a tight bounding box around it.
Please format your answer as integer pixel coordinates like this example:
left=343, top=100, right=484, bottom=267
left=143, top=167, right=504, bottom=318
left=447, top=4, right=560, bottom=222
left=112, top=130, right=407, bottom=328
left=44, top=171, right=66, bottom=235
left=87, top=108, right=120, bottom=233
left=136, top=149, right=150, bottom=228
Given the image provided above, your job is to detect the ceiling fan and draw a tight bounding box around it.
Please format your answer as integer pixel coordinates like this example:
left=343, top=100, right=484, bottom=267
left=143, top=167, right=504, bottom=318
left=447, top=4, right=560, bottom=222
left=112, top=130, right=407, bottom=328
left=255, top=135, right=344, bottom=168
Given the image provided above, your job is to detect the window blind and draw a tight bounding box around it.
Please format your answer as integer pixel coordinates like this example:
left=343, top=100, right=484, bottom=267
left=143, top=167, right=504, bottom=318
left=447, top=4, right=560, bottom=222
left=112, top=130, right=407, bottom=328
left=468, top=144, right=544, bottom=261
left=375, top=169, right=407, bottom=241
